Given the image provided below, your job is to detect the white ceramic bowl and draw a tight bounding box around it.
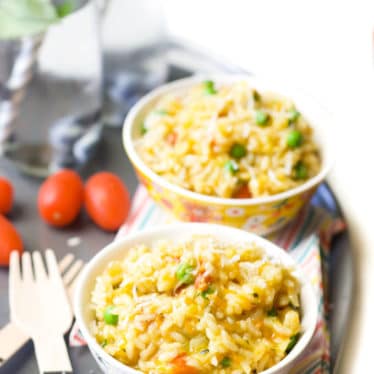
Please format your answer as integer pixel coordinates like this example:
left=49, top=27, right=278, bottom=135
left=74, top=223, right=318, bottom=374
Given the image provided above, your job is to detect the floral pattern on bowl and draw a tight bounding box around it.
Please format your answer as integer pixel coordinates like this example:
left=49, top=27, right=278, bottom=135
left=135, top=167, right=316, bottom=235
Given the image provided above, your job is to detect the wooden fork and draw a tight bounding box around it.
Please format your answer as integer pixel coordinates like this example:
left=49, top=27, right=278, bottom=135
left=9, top=250, right=74, bottom=373
left=0, top=253, right=84, bottom=367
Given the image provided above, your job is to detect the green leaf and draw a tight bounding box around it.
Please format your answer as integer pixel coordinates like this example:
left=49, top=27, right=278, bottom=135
left=55, top=0, right=74, bottom=18
left=0, top=0, right=58, bottom=39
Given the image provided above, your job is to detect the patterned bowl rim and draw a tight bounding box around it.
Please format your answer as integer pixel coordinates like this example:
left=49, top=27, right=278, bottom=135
left=74, top=223, right=318, bottom=374
left=123, top=74, right=333, bottom=206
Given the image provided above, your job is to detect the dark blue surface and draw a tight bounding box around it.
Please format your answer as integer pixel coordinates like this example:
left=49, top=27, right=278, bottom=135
left=311, top=182, right=341, bottom=217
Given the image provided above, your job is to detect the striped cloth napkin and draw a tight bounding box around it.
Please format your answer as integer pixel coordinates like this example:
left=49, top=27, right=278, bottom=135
left=70, top=185, right=345, bottom=374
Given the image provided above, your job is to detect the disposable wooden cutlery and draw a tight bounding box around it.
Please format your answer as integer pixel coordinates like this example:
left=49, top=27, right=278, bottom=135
left=9, top=250, right=76, bottom=373
left=0, top=253, right=83, bottom=367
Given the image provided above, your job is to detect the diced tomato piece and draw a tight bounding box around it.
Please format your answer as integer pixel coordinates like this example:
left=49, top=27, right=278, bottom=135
left=166, top=132, right=177, bottom=146
left=233, top=184, right=252, bottom=198
left=171, top=354, right=199, bottom=374
left=194, top=271, right=212, bottom=290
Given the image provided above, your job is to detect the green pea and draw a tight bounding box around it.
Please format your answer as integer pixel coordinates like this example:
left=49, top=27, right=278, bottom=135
left=229, top=143, right=247, bottom=159
left=255, top=110, right=270, bottom=126
left=220, top=356, right=231, bottom=368
left=224, top=160, right=239, bottom=174
left=267, top=308, right=278, bottom=317
left=294, top=161, right=308, bottom=180
left=203, top=80, right=217, bottom=95
left=285, top=333, right=300, bottom=354
left=287, top=130, right=303, bottom=148
left=288, top=108, right=300, bottom=123
left=104, top=306, right=119, bottom=326
left=176, top=263, right=195, bottom=285
left=140, top=122, right=147, bottom=135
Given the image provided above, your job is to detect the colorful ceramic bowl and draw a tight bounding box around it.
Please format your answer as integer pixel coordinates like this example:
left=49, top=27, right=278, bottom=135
left=74, top=223, right=318, bottom=374
left=123, top=75, right=333, bottom=235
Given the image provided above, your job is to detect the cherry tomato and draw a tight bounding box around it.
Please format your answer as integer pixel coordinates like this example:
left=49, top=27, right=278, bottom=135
left=0, top=176, right=13, bottom=215
left=38, top=169, right=84, bottom=227
left=85, top=172, right=130, bottom=231
left=0, top=215, right=23, bottom=266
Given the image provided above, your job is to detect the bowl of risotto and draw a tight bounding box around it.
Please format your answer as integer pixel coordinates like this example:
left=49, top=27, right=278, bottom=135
left=123, top=75, right=332, bottom=234
left=74, top=223, right=318, bottom=374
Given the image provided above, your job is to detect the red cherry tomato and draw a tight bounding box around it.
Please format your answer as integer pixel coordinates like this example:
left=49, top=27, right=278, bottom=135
left=38, top=169, right=84, bottom=227
left=85, top=172, right=130, bottom=231
left=0, top=176, right=13, bottom=215
left=0, top=215, right=23, bottom=266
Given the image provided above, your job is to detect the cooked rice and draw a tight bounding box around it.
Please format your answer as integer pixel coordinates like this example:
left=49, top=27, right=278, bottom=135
left=91, top=236, right=302, bottom=373
left=135, top=81, right=321, bottom=198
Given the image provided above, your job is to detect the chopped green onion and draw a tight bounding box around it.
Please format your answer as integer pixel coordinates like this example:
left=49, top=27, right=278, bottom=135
left=253, top=90, right=261, bottom=102
left=203, top=80, right=217, bottom=95
left=294, top=161, right=308, bottom=180
left=285, top=333, right=300, bottom=354
left=288, top=108, right=301, bottom=123
left=201, top=285, right=215, bottom=299
left=255, top=110, right=270, bottom=126
left=220, top=356, right=231, bottom=368
left=153, top=109, right=168, bottom=115
left=287, top=130, right=303, bottom=148
left=176, top=263, right=195, bottom=285
left=224, top=160, right=239, bottom=174
left=101, top=339, right=108, bottom=348
left=229, top=143, right=247, bottom=159
left=140, top=122, right=147, bottom=135
left=267, top=308, right=278, bottom=317
left=104, top=306, right=119, bottom=326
